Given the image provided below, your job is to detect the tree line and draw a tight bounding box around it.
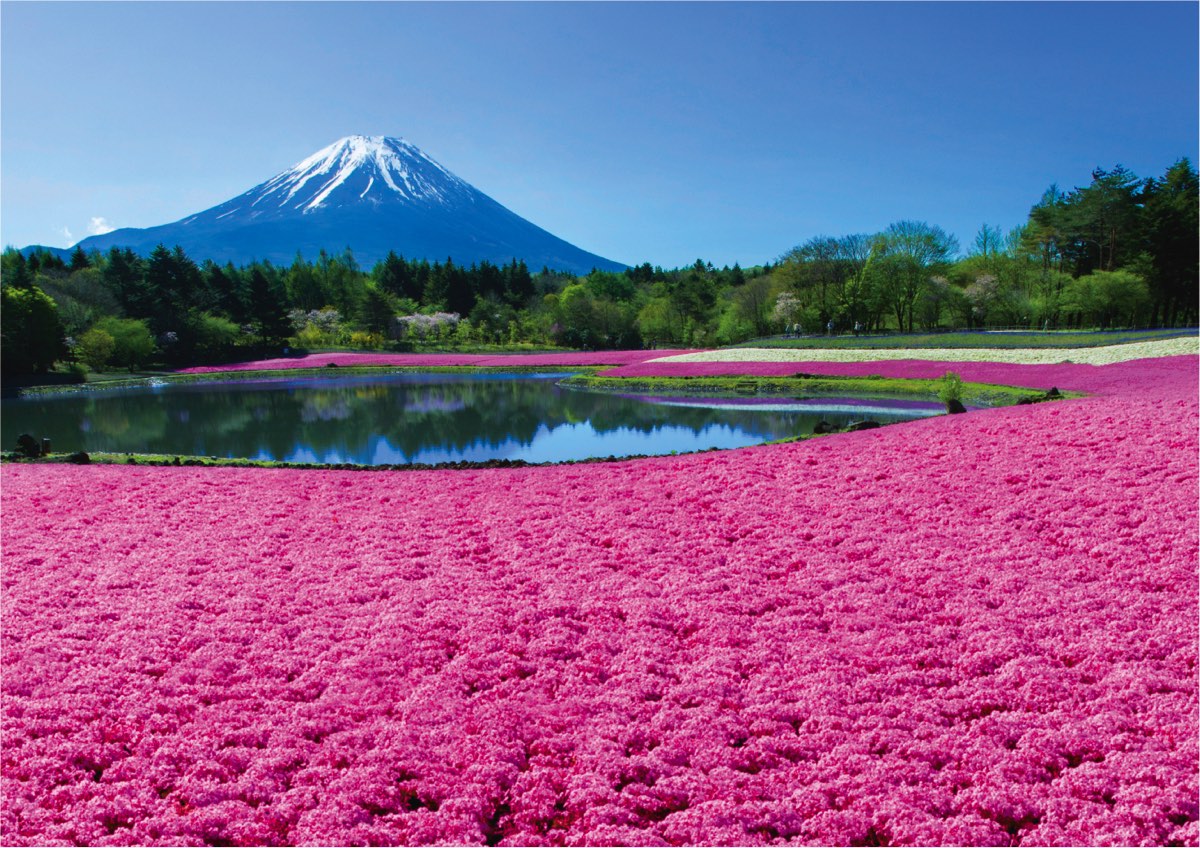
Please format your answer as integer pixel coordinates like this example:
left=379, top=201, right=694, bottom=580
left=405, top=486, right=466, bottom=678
left=2, top=158, right=1195, bottom=375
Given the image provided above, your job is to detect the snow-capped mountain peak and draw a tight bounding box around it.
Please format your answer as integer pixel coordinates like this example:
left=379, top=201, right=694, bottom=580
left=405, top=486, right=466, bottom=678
left=63, top=134, right=626, bottom=273
left=250, top=135, right=469, bottom=212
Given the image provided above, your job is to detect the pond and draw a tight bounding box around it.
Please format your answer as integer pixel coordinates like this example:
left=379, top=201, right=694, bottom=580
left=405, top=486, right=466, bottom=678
left=1, top=372, right=944, bottom=465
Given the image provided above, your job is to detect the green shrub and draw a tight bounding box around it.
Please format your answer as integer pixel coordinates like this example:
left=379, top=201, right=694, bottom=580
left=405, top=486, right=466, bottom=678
left=937, top=371, right=964, bottom=410
left=193, top=313, right=241, bottom=359
left=348, top=330, right=384, bottom=350
left=93, top=317, right=155, bottom=370
left=294, top=323, right=330, bottom=349
left=77, top=327, right=116, bottom=371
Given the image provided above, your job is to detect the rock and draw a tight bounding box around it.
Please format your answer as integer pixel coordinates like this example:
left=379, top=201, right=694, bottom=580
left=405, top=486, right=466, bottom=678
left=946, top=400, right=968, bottom=414
left=67, top=451, right=90, bottom=464
left=847, top=420, right=881, bottom=431
left=812, top=420, right=837, bottom=434
left=325, top=362, right=340, bottom=368
left=1046, top=387, right=1062, bottom=399
left=14, top=434, right=40, bottom=458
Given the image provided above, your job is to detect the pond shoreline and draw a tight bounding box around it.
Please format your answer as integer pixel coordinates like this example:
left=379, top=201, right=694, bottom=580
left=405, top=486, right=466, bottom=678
left=3, top=367, right=1072, bottom=470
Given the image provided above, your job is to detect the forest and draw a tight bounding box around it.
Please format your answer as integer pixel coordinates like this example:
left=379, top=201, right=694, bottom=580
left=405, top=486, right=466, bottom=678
left=2, top=158, right=1195, bottom=376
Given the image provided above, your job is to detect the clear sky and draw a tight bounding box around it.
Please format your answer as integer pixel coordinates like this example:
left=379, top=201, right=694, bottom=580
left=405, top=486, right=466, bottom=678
left=2, top=1, right=1196, bottom=268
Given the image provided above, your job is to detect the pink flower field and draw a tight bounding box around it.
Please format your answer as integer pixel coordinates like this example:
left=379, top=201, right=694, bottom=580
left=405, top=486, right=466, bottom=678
left=2, top=355, right=1196, bottom=846
left=177, top=350, right=687, bottom=374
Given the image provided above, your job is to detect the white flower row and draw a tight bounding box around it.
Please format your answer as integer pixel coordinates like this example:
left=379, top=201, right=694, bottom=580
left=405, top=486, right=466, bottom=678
left=650, top=337, right=1199, bottom=366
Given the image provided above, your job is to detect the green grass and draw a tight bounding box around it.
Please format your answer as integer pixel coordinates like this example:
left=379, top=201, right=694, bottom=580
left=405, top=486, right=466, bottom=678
left=561, top=373, right=1075, bottom=407
left=730, top=328, right=1196, bottom=350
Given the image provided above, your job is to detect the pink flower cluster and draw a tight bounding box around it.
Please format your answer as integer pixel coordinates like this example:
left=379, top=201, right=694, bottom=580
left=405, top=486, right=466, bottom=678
left=177, top=350, right=686, bottom=374
left=2, top=356, right=1196, bottom=845
left=600, top=353, right=1195, bottom=398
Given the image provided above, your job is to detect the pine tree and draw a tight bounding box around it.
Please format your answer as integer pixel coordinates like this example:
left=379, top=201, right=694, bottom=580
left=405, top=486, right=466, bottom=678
left=361, top=285, right=396, bottom=335
left=69, top=245, right=91, bottom=272
left=248, top=268, right=291, bottom=343
left=2, top=250, right=33, bottom=289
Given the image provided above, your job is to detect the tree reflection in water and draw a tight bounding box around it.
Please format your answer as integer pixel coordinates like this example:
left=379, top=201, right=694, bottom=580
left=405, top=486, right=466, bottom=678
left=2, top=373, right=942, bottom=464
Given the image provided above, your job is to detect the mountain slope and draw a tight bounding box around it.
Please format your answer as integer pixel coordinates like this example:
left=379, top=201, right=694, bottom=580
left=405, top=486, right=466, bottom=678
left=67, top=136, right=625, bottom=273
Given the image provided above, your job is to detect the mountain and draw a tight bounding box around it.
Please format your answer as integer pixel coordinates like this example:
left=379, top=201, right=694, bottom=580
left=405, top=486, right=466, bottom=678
left=62, top=135, right=626, bottom=274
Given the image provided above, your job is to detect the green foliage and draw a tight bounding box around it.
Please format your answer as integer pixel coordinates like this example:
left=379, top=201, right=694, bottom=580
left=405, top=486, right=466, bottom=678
left=1, top=248, right=34, bottom=289
left=248, top=268, right=291, bottom=343
left=192, top=313, right=242, bottom=359
left=1143, top=158, right=1199, bottom=325
left=565, top=371, right=1043, bottom=409
left=3, top=156, right=1192, bottom=375
left=360, top=285, right=396, bottom=335
left=144, top=244, right=205, bottom=335
left=93, top=317, right=155, bottom=371
left=77, top=327, right=116, bottom=371
left=295, top=323, right=331, bottom=349
left=1061, top=270, right=1150, bottom=328
left=936, top=371, right=964, bottom=408
left=347, top=330, right=385, bottom=350
left=1, top=284, right=65, bottom=374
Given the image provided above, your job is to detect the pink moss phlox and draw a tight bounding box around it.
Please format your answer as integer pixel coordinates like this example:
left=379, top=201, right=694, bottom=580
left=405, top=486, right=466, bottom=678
left=177, top=350, right=690, bottom=374
left=2, top=356, right=1196, bottom=845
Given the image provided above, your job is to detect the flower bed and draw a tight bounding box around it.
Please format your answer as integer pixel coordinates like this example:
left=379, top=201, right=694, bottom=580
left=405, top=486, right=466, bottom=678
left=177, top=350, right=688, bottom=374
left=647, top=336, right=1198, bottom=366
left=2, top=356, right=1196, bottom=845
left=599, top=353, right=1195, bottom=395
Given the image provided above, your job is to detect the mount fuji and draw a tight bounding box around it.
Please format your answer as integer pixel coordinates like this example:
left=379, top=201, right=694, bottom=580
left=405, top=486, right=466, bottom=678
left=64, top=135, right=626, bottom=273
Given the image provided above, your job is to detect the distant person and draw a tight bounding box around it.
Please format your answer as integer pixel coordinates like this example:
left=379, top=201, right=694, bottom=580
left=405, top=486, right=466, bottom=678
left=826, top=320, right=834, bottom=336
left=853, top=321, right=863, bottom=336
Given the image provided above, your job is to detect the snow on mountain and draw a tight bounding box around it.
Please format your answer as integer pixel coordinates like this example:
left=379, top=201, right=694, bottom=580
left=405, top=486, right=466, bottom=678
left=245, top=135, right=473, bottom=213
left=60, top=136, right=626, bottom=274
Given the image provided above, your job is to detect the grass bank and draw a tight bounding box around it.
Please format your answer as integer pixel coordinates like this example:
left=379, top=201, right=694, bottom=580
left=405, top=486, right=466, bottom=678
left=562, top=372, right=1070, bottom=408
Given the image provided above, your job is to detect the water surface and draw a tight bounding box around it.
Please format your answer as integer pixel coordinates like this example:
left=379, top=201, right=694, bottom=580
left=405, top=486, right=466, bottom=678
left=2, top=372, right=943, bottom=464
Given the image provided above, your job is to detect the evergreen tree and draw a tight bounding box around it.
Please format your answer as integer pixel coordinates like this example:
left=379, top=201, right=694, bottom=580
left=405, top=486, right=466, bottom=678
left=2, top=250, right=33, bottom=289
left=423, top=261, right=447, bottom=308
left=103, top=248, right=150, bottom=317
left=477, top=260, right=504, bottom=300
left=143, top=244, right=203, bottom=335
left=287, top=253, right=326, bottom=311
left=248, top=267, right=291, bottom=343
left=444, top=259, right=474, bottom=316
left=205, top=261, right=250, bottom=323
left=375, top=251, right=420, bottom=301
left=504, top=259, right=534, bottom=306
left=69, top=245, right=91, bottom=272
left=361, top=285, right=396, bottom=335
left=1143, top=158, right=1199, bottom=325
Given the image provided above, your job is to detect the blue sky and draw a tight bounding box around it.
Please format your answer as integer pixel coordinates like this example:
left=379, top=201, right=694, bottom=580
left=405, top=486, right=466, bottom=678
left=2, top=2, right=1196, bottom=268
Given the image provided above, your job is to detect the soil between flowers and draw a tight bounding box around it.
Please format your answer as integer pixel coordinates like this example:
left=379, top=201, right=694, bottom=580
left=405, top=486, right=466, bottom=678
left=1, top=355, right=1196, bottom=846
